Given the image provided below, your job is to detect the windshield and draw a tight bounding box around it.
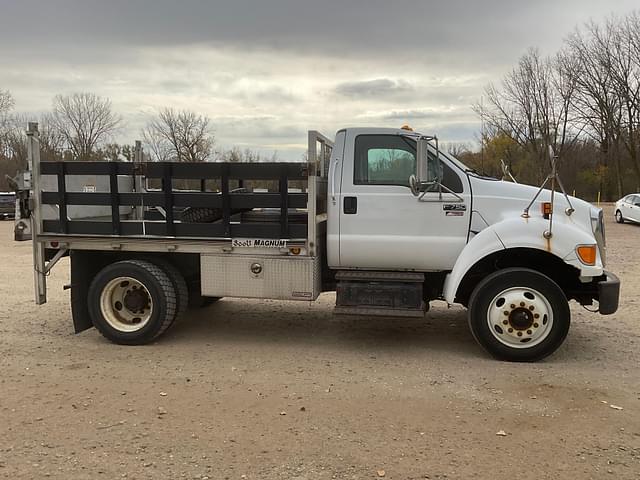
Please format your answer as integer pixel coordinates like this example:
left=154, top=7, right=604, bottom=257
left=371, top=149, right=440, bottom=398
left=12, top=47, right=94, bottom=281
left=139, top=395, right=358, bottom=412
left=401, top=132, right=472, bottom=174
left=431, top=147, right=471, bottom=173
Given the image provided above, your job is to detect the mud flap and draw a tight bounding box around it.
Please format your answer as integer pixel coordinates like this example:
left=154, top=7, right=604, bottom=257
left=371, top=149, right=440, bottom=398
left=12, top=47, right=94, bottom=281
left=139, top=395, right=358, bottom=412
left=70, top=251, right=99, bottom=333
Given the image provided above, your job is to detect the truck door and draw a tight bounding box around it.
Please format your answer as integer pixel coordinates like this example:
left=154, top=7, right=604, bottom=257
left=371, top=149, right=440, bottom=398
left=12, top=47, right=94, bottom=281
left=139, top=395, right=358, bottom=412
left=338, top=132, right=471, bottom=271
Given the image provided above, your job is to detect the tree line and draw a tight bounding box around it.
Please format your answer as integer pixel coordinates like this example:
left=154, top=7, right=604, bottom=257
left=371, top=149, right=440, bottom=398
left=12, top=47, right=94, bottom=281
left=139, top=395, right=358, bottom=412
left=0, top=91, right=277, bottom=191
left=460, top=11, right=640, bottom=201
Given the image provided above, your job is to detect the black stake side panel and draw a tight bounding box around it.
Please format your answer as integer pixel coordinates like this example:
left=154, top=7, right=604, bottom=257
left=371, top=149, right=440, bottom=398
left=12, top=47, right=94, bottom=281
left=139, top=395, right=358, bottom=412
left=39, top=161, right=309, bottom=239
left=40, top=192, right=306, bottom=209
left=42, top=220, right=307, bottom=239
left=41, top=161, right=307, bottom=180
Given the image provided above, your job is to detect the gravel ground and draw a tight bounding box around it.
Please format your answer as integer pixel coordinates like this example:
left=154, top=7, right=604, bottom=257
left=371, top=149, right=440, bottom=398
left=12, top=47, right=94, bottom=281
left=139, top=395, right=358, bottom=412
left=1, top=205, right=639, bottom=479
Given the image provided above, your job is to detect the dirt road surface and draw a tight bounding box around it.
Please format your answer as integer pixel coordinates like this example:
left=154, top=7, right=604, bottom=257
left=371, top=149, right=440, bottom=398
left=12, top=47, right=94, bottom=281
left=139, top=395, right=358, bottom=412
left=1, top=206, right=639, bottom=479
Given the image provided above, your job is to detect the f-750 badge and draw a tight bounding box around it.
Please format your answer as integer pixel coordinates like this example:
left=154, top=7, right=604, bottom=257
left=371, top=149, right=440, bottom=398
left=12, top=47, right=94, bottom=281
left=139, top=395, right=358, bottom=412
left=443, top=204, right=467, bottom=211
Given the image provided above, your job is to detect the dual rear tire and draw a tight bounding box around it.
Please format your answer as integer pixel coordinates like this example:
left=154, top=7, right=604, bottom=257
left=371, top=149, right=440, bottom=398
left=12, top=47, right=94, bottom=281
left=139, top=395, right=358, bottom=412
left=88, top=259, right=189, bottom=345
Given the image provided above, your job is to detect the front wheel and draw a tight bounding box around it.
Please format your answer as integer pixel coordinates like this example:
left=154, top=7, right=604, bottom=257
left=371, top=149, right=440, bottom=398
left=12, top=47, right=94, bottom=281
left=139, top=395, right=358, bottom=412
left=468, top=268, right=570, bottom=362
left=615, top=210, right=625, bottom=223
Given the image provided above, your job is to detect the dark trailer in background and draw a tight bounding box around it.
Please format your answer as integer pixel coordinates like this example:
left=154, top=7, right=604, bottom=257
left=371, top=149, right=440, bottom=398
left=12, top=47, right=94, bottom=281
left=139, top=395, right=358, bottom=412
left=0, top=192, right=16, bottom=220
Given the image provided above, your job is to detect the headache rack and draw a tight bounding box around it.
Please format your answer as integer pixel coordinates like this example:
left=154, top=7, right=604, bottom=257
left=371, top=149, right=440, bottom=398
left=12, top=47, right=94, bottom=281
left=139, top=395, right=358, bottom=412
left=23, top=122, right=333, bottom=304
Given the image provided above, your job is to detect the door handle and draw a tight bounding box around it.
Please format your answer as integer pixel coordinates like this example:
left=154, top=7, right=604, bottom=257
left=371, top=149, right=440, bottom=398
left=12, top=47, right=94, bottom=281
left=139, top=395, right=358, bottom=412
left=344, top=196, right=357, bottom=214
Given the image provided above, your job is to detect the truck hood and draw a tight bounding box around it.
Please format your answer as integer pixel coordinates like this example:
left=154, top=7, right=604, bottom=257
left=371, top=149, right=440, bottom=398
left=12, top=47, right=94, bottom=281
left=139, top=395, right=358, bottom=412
left=468, top=176, right=597, bottom=234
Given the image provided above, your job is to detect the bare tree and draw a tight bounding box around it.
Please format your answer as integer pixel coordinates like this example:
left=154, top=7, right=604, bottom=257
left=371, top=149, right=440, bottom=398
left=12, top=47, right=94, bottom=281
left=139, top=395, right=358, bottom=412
left=609, top=14, right=640, bottom=189
left=38, top=112, right=66, bottom=161
left=445, top=142, right=472, bottom=158
left=141, top=125, right=173, bottom=162
left=566, top=21, right=625, bottom=197
left=0, top=89, right=14, bottom=150
left=141, top=108, right=214, bottom=162
left=51, top=93, right=121, bottom=161
left=0, top=89, right=13, bottom=118
left=474, top=48, right=577, bottom=182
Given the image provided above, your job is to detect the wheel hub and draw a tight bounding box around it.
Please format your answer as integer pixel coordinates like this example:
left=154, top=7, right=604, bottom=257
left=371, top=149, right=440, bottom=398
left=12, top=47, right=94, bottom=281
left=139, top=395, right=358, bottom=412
left=509, top=307, right=534, bottom=330
left=487, top=287, right=553, bottom=349
left=100, top=277, right=154, bottom=332
left=123, top=287, right=149, bottom=312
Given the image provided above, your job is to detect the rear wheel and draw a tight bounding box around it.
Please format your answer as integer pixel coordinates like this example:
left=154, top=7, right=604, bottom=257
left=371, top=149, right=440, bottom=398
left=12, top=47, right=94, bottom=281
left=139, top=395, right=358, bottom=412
left=152, top=259, right=189, bottom=322
left=615, top=210, right=625, bottom=223
left=468, top=268, right=570, bottom=362
left=88, top=260, right=177, bottom=345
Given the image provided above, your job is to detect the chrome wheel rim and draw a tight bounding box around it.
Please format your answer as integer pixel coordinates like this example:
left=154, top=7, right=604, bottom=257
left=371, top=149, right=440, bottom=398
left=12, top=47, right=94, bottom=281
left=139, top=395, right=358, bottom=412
left=486, top=287, right=553, bottom=348
left=100, top=277, right=153, bottom=332
left=616, top=211, right=622, bottom=222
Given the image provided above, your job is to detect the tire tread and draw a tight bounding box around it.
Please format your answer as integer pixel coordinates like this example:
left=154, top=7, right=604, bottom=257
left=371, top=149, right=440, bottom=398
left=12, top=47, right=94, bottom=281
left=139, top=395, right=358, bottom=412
left=89, top=259, right=177, bottom=344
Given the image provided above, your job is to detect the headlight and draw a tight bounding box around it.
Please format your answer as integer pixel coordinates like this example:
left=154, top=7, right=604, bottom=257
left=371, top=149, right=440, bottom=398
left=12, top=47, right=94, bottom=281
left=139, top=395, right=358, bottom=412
left=590, top=207, right=606, bottom=266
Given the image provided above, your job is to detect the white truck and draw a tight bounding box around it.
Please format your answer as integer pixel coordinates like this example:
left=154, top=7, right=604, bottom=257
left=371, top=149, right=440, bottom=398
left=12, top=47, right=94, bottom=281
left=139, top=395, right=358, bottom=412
left=15, top=123, right=619, bottom=361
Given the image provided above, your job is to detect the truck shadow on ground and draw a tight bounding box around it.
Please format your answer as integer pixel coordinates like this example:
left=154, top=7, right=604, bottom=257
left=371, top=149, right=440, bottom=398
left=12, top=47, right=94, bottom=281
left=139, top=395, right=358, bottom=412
left=171, top=298, right=478, bottom=353
left=158, top=297, right=599, bottom=362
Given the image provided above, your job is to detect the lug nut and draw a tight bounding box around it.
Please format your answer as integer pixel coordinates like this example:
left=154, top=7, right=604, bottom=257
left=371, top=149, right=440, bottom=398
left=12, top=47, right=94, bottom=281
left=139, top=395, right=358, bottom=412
left=517, top=331, right=523, bottom=337
left=504, top=311, right=509, bottom=316
left=510, top=304, right=516, bottom=309
left=533, top=323, right=539, bottom=328
left=534, top=313, right=540, bottom=319
left=520, top=302, right=525, bottom=307
left=527, top=330, right=532, bottom=335
left=529, top=306, right=535, bottom=311
left=503, top=320, right=508, bottom=325
left=508, top=328, right=514, bottom=333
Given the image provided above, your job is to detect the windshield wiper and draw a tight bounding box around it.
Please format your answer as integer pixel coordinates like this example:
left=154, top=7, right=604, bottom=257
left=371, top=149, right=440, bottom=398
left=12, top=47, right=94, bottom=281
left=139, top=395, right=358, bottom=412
left=465, top=168, right=498, bottom=180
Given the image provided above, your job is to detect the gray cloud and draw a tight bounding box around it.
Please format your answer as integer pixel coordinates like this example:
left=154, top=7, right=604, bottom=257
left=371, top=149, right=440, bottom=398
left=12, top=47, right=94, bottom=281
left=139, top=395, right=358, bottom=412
left=0, top=1, right=638, bottom=159
left=334, top=79, right=413, bottom=98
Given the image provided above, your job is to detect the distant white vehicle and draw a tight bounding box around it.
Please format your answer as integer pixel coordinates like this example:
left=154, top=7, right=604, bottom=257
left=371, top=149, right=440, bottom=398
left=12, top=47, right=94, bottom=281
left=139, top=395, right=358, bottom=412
left=614, top=194, right=640, bottom=223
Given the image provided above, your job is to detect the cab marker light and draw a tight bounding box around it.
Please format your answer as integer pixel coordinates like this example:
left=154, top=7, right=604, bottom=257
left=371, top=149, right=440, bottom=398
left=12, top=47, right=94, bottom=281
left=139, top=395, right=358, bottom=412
left=541, top=202, right=552, bottom=219
left=576, top=245, right=597, bottom=266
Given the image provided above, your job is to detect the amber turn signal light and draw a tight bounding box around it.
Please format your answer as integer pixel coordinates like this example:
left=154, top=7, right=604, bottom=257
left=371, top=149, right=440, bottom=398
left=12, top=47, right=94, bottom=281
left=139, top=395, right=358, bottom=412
left=576, top=245, right=597, bottom=266
left=541, top=202, right=553, bottom=219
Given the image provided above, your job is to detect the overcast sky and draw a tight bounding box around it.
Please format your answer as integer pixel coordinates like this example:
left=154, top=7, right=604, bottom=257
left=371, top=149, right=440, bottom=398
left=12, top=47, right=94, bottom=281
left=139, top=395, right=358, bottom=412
left=0, top=0, right=638, bottom=159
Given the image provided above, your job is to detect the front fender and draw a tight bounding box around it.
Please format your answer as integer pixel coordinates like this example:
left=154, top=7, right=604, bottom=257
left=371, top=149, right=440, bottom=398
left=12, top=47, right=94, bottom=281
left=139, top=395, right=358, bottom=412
left=443, top=216, right=603, bottom=304
left=442, top=227, right=505, bottom=303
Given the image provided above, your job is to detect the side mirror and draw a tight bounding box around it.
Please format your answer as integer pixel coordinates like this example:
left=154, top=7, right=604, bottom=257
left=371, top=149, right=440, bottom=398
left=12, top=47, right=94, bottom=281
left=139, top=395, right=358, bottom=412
left=416, top=137, right=430, bottom=184
left=410, top=136, right=442, bottom=196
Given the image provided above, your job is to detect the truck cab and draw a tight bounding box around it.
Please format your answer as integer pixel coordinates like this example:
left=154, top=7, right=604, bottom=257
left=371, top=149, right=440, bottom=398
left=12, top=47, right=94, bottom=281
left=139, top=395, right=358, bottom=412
left=328, top=128, right=471, bottom=271
left=325, top=127, right=618, bottom=361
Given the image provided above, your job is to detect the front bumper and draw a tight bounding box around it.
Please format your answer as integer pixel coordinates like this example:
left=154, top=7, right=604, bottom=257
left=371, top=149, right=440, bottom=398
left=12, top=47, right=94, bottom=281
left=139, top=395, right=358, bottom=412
left=597, top=270, right=620, bottom=315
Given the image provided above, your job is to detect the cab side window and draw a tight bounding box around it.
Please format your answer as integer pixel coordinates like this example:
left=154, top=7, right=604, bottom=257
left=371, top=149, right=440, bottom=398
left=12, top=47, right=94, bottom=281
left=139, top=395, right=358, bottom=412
left=354, top=135, right=463, bottom=193
left=354, top=135, right=416, bottom=187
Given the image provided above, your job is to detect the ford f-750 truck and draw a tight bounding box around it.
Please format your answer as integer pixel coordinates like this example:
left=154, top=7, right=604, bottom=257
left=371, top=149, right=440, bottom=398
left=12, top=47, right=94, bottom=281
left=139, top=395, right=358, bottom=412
left=14, top=123, right=619, bottom=361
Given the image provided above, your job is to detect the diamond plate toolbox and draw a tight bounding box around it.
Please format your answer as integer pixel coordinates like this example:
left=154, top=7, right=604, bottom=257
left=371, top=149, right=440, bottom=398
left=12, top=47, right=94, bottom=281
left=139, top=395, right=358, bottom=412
left=200, top=254, right=321, bottom=301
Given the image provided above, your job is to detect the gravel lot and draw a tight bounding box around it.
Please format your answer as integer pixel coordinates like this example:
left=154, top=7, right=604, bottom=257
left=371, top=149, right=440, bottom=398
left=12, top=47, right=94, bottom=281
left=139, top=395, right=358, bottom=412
left=1, top=205, right=639, bottom=479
